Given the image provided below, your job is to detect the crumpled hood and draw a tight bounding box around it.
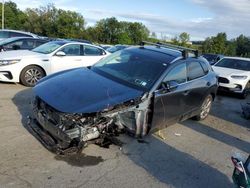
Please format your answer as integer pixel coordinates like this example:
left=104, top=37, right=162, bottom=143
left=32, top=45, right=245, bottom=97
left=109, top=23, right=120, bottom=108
left=33, top=68, right=144, bottom=113
left=212, top=66, right=249, bottom=77
left=0, top=50, right=47, bottom=60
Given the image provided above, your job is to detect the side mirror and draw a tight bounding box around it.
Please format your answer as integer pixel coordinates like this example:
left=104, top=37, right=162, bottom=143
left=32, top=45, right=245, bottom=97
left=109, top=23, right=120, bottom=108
left=162, top=80, right=179, bottom=92
left=55, top=51, right=66, bottom=57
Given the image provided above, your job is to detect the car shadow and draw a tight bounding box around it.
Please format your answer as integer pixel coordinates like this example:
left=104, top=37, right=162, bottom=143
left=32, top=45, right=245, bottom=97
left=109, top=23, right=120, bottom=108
left=121, top=134, right=233, bottom=188
left=12, top=87, right=33, bottom=127
left=181, top=120, right=250, bottom=153
left=0, top=81, right=17, bottom=85
left=210, top=92, right=250, bottom=129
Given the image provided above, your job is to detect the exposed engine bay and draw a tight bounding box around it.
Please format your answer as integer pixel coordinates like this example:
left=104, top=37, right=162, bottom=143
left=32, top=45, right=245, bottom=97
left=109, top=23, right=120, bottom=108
left=29, top=94, right=153, bottom=155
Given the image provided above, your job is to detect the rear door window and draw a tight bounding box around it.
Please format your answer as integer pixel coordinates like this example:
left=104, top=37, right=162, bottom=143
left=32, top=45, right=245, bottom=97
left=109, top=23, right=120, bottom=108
left=5, top=40, right=23, bottom=49
left=164, top=63, right=187, bottom=84
left=22, top=39, right=36, bottom=49
left=187, top=61, right=206, bottom=81
left=84, top=45, right=103, bottom=56
left=60, top=44, right=81, bottom=56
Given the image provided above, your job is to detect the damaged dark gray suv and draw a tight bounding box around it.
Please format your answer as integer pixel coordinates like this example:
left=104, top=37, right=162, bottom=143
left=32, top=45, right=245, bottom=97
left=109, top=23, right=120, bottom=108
left=29, top=42, right=218, bottom=154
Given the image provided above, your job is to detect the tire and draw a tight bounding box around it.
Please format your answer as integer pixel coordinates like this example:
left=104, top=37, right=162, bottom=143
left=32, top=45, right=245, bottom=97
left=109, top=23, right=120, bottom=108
left=239, top=90, right=248, bottom=99
left=20, top=65, right=45, bottom=87
left=193, top=94, right=213, bottom=121
left=239, top=82, right=250, bottom=99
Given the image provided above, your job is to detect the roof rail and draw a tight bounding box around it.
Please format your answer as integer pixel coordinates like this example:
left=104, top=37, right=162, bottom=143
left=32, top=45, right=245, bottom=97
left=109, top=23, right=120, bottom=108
left=140, top=41, right=199, bottom=59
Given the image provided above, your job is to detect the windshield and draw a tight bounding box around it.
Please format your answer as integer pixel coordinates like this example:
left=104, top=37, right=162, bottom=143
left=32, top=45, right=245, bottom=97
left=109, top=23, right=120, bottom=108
left=32, top=41, right=66, bottom=54
left=91, top=49, right=170, bottom=91
left=215, top=58, right=250, bottom=71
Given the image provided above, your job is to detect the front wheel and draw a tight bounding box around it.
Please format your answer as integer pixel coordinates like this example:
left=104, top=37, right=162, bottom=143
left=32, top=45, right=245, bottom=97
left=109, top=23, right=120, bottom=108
left=193, top=94, right=213, bottom=121
left=20, top=65, right=45, bottom=87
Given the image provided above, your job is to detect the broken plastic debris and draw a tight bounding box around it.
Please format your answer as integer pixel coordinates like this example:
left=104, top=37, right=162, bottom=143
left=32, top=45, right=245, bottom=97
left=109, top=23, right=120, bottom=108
left=174, top=133, right=181, bottom=136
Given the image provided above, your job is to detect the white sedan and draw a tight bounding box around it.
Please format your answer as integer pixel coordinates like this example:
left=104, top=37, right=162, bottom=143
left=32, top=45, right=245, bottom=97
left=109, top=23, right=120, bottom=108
left=0, top=41, right=110, bottom=86
left=212, top=57, right=250, bottom=98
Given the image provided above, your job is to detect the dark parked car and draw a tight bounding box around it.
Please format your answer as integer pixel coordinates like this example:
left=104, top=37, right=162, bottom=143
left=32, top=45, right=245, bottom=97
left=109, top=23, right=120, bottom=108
left=106, top=44, right=129, bottom=53
left=0, top=29, right=38, bottom=41
left=100, top=44, right=113, bottom=50
left=202, top=53, right=224, bottom=65
left=29, top=42, right=218, bottom=154
left=0, top=37, right=48, bottom=51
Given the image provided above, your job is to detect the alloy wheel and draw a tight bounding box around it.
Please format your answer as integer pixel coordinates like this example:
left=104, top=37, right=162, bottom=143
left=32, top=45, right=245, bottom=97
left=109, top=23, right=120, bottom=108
left=24, top=68, right=43, bottom=86
left=200, top=96, right=212, bottom=119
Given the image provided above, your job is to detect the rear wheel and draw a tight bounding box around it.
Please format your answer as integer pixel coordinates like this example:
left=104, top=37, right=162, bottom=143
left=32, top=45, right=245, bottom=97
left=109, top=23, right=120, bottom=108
left=193, top=94, right=213, bottom=121
left=20, top=65, right=45, bottom=87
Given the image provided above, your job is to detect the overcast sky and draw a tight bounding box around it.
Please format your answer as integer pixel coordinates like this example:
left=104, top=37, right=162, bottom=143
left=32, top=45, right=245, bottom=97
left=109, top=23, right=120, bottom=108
left=11, top=0, right=250, bottom=40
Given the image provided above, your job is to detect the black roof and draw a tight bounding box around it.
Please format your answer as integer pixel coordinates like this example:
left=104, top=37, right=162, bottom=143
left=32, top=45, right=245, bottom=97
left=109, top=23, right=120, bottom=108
left=123, top=46, right=181, bottom=64
left=142, top=45, right=182, bottom=57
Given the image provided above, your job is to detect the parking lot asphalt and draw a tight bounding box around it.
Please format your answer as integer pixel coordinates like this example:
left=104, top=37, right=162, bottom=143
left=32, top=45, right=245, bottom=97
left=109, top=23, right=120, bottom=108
left=0, top=82, right=249, bottom=188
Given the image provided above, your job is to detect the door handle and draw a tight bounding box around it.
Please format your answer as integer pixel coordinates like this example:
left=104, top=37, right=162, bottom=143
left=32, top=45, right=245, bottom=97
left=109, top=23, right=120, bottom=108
left=207, top=82, right=211, bottom=86
left=74, top=59, right=81, bottom=61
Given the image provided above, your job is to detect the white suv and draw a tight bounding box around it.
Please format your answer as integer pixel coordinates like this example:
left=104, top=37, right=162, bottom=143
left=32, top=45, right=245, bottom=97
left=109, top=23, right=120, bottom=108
left=212, top=57, right=250, bottom=98
left=0, top=41, right=109, bottom=86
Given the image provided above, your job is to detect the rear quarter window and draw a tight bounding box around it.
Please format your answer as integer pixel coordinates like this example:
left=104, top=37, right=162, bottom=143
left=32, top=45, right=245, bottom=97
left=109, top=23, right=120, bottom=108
left=163, top=63, right=187, bottom=84
left=187, top=61, right=206, bottom=81
left=84, top=46, right=102, bottom=56
left=199, top=61, right=209, bottom=74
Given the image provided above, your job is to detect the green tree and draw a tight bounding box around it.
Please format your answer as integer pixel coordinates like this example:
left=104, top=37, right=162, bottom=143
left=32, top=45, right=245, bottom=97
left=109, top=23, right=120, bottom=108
left=127, top=22, right=149, bottom=44
left=23, top=4, right=86, bottom=38
left=94, top=17, right=120, bottom=44
left=235, top=34, right=250, bottom=57
left=225, top=40, right=236, bottom=56
left=179, top=32, right=190, bottom=46
left=90, top=17, right=149, bottom=44
left=0, top=1, right=27, bottom=30
left=171, top=32, right=191, bottom=47
left=202, top=32, right=228, bottom=54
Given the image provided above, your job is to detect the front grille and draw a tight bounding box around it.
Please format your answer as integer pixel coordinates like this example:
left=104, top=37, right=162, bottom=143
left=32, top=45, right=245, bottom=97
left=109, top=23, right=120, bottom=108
left=218, top=77, right=229, bottom=83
